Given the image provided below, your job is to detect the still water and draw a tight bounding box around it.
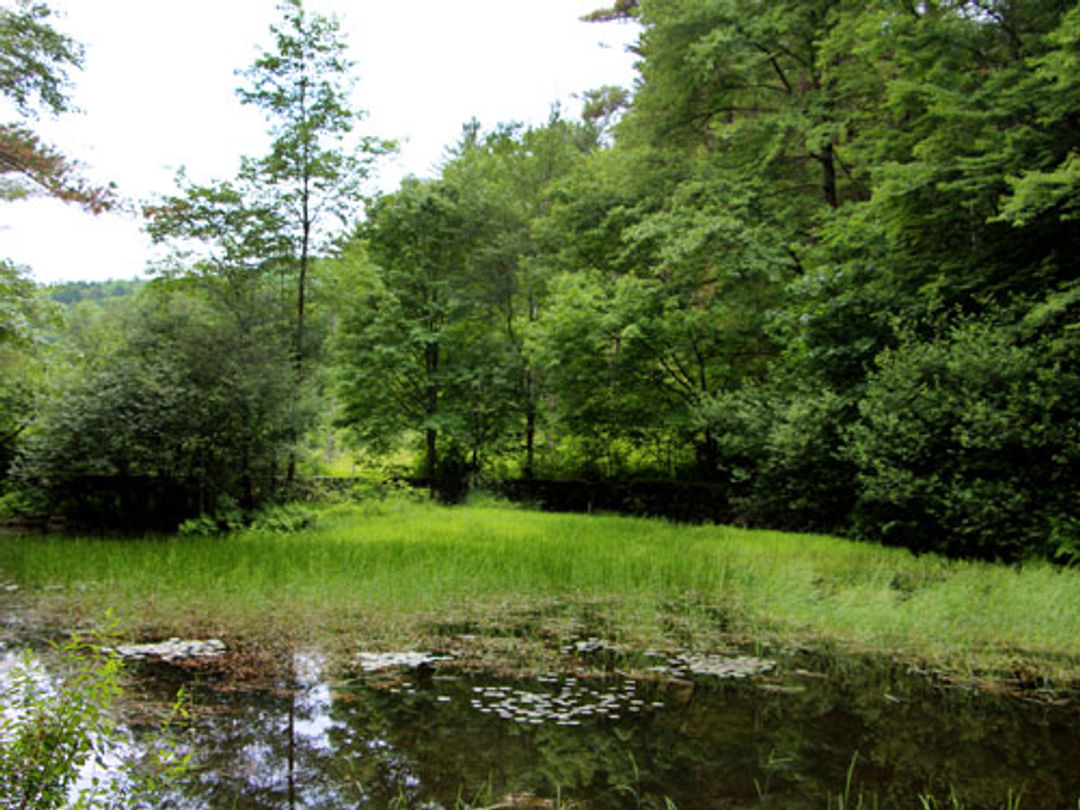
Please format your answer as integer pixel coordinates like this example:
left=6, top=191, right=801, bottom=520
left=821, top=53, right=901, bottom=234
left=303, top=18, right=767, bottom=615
left=127, top=650, right=1080, bottom=810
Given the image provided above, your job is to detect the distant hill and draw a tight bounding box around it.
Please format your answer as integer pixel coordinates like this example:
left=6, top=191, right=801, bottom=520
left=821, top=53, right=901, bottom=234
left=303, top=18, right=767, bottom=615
left=46, top=279, right=145, bottom=306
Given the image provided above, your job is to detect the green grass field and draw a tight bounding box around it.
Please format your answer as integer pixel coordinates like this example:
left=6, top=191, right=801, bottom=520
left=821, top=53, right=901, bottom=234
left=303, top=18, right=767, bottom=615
left=2, top=499, right=1078, bottom=684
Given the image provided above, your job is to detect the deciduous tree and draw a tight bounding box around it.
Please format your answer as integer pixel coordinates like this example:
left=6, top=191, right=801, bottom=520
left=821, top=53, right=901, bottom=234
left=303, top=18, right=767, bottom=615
left=335, top=178, right=486, bottom=483
left=236, top=0, right=393, bottom=363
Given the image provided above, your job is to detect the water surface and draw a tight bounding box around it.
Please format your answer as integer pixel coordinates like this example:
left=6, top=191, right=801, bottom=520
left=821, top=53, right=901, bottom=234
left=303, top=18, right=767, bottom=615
left=131, top=650, right=1080, bottom=809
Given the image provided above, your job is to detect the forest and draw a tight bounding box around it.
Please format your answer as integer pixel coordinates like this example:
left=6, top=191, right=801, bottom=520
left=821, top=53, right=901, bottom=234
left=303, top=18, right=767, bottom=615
left=1, top=0, right=1078, bottom=562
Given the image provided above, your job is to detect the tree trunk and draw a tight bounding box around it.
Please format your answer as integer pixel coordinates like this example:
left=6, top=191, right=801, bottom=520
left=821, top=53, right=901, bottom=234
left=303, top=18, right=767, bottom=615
left=425, top=427, right=438, bottom=485
left=820, top=141, right=838, bottom=209
left=241, top=444, right=255, bottom=512
left=425, top=340, right=439, bottom=489
left=524, top=368, right=536, bottom=481
left=697, top=428, right=721, bottom=480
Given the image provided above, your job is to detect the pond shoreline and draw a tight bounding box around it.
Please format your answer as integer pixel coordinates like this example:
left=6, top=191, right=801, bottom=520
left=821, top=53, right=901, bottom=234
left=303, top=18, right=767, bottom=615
left=5, top=591, right=1079, bottom=809
left=3, top=502, right=1080, bottom=692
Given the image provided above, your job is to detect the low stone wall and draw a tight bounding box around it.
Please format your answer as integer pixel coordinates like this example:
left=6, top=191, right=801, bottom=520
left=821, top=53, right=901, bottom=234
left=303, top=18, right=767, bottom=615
left=491, top=478, right=732, bottom=524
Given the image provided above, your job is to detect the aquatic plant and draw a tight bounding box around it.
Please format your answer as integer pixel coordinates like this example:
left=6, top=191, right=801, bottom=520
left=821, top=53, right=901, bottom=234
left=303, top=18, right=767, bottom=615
left=917, top=788, right=1026, bottom=809
left=828, top=752, right=879, bottom=809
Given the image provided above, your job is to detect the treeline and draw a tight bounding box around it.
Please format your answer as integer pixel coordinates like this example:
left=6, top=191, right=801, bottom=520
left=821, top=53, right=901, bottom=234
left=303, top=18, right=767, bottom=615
left=46, top=279, right=143, bottom=306
left=2, top=0, right=1078, bottom=560
left=332, top=0, right=1079, bottom=561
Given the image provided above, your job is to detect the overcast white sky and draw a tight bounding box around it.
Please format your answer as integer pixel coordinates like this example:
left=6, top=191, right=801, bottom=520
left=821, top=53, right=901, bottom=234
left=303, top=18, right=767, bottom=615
left=0, top=0, right=640, bottom=284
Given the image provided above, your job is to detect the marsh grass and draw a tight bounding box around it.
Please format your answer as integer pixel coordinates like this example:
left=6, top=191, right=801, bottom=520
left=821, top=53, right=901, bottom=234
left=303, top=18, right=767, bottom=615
left=2, top=500, right=1079, bottom=682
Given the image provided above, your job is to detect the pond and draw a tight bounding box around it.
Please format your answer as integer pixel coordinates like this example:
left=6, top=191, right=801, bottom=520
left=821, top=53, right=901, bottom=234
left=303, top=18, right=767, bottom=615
left=117, top=647, right=1080, bottom=810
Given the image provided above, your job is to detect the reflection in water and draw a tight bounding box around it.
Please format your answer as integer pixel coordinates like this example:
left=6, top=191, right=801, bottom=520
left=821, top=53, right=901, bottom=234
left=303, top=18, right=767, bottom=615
left=135, top=651, right=1079, bottom=809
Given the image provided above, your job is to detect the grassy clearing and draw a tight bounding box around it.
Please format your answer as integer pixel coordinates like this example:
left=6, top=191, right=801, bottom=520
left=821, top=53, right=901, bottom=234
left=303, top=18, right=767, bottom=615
left=2, top=499, right=1078, bottom=683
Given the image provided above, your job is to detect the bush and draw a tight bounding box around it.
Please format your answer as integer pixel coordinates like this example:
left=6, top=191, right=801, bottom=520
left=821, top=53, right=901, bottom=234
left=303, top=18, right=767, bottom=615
left=177, top=495, right=246, bottom=537
left=14, top=283, right=306, bottom=532
left=179, top=500, right=325, bottom=536
left=248, top=502, right=321, bottom=533
left=848, top=319, right=1079, bottom=560
left=0, top=489, right=34, bottom=523
left=704, top=382, right=858, bottom=533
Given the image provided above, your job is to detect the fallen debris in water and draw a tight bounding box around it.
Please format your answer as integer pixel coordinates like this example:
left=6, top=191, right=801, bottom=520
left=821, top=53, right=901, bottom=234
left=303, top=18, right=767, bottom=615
left=649, top=653, right=776, bottom=680
left=560, top=636, right=620, bottom=656
left=354, top=651, right=453, bottom=672
left=684, top=653, right=775, bottom=678
left=114, top=638, right=227, bottom=662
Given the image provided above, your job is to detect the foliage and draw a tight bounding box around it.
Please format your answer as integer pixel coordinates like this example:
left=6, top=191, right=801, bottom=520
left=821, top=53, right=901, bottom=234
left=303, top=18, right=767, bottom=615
left=848, top=315, right=1080, bottom=560
left=131, top=0, right=395, bottom=522
left=334, top=179, right=482, bottom=479
left=45, top=279, right=142, bottom=308
left=175, top=496, right=246, bottom=537
left=0, top=3, right=108, bottom=487
left=440, top=113, right=595, bottom=478
left=5, top=0, right=1077, bottom=562
left=326, top=0, right=1080, bottom=560
left=0, top=0, right=81, bottom=116
left=0, top=1, right=112, bottom=210
left=0, top=3, right=115, bottom=504
left=144, top=171, right=289, bottom=284
left=177, top=500, right=321, bottom=536
left=702, top=379, right=857, bottom=532
left=248, top=502, right=321, bottom=533
left=527, top=271, right=669, bottom=457
left=0, top=633, right=189, bottom=810
left=233, top=0, right=393, bottom=360
left=522, top=0, right=1078, bottom=558
left=16, top=279, right=304, bottom=528
left=0, top=487, right=33, bottom=521
left=0, top=261, right=56, bottom=484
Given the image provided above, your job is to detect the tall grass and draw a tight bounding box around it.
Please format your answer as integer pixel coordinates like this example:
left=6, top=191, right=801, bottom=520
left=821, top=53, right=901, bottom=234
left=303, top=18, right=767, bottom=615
left=2, top=500, right=1078, bottom=681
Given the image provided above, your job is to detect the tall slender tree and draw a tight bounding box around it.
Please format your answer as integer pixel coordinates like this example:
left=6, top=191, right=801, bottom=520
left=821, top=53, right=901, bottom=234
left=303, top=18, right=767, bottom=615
left=236, top=0, right=393, bottom=363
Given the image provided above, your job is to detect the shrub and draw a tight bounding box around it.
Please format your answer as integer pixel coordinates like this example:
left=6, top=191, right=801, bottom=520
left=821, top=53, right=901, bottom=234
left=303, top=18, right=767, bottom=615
left=704, top=381, right=858, bottom=533
left=848, top=319, right=1079, bottom=560
left=176, top=495, right=246, bottom=537
left=248, top=502, right=321, bottom=533
left=0, top=489, right=34, bottom=523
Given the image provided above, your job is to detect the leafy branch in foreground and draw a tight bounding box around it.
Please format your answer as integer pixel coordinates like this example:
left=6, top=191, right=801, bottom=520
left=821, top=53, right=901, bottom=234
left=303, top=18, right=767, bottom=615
left=0, top=632, right=190, bottom=810
left=0, top=1, right=115, bottom=212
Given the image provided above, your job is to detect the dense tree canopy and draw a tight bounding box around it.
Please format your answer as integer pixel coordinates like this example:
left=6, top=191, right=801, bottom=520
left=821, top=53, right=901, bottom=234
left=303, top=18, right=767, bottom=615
left=0, top=260, right=54, bottom=481
left=16, top=278, right=301, bottom=527
left=3, top=0, right=1076, bottom=558
left=335, top=0, right=1080, bottom=556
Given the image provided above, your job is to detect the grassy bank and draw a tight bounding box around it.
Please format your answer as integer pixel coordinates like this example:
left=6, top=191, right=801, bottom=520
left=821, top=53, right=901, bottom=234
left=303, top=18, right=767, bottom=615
left=2, top=500, right=1078, bottom=683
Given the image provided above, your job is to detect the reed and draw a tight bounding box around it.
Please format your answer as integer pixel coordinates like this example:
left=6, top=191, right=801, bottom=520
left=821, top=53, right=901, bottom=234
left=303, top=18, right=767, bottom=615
left=2, top=500, right=1078, bottom=682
